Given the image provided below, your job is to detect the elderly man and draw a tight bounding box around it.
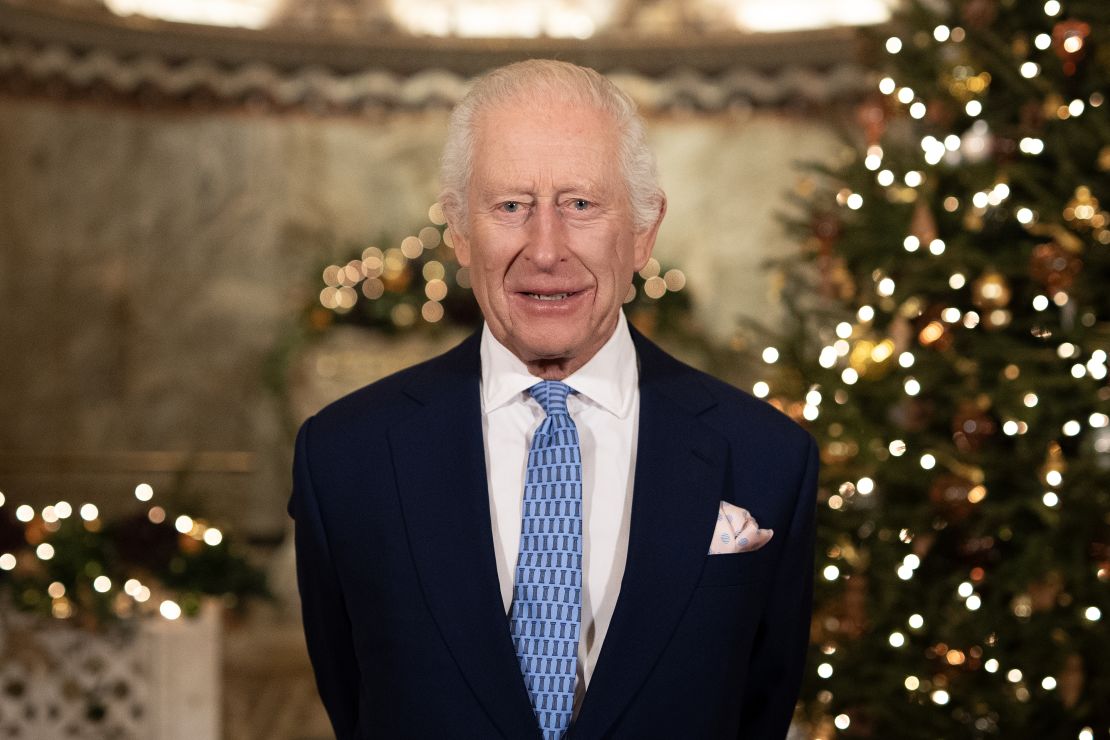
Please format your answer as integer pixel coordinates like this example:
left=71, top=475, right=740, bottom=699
left=291, top=59, right=817, bottom=739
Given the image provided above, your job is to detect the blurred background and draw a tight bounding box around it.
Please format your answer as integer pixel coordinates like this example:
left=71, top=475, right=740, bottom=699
left=1, top=0, right=1107, bottom=738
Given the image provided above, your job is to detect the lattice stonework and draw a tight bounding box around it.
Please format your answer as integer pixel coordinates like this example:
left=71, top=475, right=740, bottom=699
left=0, top=605, right=220, bottom=740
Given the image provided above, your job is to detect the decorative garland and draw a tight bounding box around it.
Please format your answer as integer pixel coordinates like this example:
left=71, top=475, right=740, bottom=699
left=0, top=484, right=267, bottom=630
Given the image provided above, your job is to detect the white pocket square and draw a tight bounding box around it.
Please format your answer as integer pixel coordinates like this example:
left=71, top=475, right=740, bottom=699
left=707, top=501, right=773, bottom=555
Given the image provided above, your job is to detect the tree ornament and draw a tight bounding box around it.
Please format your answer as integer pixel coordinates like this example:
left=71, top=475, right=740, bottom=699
left=1064, top=186, right=1101, bottom=230
left=929, top=474, right=976, bottom=521
left=916, top=305, right=953, bottom=350
left=952, top=399, right=996, bottom=453
left=856, top=96, right=888, bottom=146
left=961, top=0, right=997, bottom=29
left=971, top=271, right=1011, bottom=309
left=1039, top=441, right=1067, bottom=486
left=1029, top=241, right=1083, bottom=292
left=1052, top=20, right=1091, bottom=76
left=849, top=337, right=896, bottom=379
left=910, top=200, right=938, bottom=245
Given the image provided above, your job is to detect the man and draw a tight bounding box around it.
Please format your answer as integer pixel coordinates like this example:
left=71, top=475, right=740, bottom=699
left=291, top=59, right=817, bottom=739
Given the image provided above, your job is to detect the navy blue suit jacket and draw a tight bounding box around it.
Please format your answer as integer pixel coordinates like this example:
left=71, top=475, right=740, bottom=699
left=290, top=326, right=818, bottom=739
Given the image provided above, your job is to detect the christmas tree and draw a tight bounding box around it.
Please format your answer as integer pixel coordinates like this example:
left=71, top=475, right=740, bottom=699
left=756, top=1, right=1110, bottom=737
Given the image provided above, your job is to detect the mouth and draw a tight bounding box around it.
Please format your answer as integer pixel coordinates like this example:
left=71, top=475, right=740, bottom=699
left=522, top=291, right=576, bottom=301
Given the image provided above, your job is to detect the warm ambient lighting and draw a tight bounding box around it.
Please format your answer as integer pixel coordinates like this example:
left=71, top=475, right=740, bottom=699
left=106, top=0, right=893, bottom=34
left=104, top=0, right=283, bottom=29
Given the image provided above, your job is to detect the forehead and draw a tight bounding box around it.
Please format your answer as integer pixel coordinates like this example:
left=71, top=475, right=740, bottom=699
left=470, top=99, right=622, bottom=189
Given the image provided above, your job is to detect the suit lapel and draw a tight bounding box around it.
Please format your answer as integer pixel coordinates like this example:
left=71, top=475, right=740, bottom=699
left=388, top=333, right=541, bottom=740
left=572, top=330, right=727, bottom=738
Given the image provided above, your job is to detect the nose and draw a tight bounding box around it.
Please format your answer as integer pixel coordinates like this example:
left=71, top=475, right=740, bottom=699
left=522, top=200, right=568, bottom=270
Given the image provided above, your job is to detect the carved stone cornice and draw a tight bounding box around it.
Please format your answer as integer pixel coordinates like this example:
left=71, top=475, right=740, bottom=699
left=0, top=0, right=873, bottom=111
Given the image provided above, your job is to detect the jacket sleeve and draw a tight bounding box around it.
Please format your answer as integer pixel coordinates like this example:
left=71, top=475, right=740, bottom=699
left=289, top=416, right=362, bottom=739
left=739, top=434, right=819, bottom=739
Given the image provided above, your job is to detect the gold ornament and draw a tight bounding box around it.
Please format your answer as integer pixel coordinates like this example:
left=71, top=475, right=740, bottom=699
left=1040, top=441, right=1067, bottom=486
left=1064, top=186, right=1102, bottom=230
left=971, top=271, right=1011, bottom=309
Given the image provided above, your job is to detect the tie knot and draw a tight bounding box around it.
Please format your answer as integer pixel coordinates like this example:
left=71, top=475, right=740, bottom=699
left=528, top=380, right=573, bottom=418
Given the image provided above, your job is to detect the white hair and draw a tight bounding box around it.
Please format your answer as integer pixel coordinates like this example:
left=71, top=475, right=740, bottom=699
left=439, top=59, right=663, bottom=233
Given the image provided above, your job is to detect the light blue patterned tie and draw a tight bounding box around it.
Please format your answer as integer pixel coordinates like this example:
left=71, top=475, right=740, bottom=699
left=509, top=380, right=583, bottom=740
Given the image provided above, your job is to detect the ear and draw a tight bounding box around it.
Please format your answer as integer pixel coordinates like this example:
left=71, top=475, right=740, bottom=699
left=632, top=194, right=667, bottom=272
left=443, top=201, right=471, bottom=267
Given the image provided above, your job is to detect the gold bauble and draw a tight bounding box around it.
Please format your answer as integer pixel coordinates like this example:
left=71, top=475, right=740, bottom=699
left=971, top=271, right=1011, bottom=309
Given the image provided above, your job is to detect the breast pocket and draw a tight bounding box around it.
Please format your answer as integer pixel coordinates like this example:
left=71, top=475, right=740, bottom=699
left=696, top=542, right=779, bottom=588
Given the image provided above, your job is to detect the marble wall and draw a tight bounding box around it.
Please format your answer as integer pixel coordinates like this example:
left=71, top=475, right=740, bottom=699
left=0, top=96, right=840, bottom=535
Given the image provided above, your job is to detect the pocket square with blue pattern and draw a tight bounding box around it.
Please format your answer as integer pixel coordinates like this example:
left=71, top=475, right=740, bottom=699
left=707, top=501, right=773, bottom=555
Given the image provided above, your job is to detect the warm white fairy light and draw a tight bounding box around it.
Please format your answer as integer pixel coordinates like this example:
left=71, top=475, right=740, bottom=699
left=135, top=483, right=154, bottom=502
left=841, top=368, right=859, bottom=385
left=904, top=378, right=921, bottom=396
left=1079, top=729, right=1093, bottom=740
left=920, top=453, right=936, bottom=470
left=817, top=662, right=834, bottom=678
left=1016, top=207, right=1035, bottom=224
left=846, top=193, right=864, bottom=210
left=1071, top=364, right=1086, bottom=379
left=897, top=87, right=915, bottom=104
left=942, top=307, right=961, bottom=323
left=904, top=554, right=921, bottom=570
left=1032, top=295, right=1049, bottom=311
left=93, top=576, right=112, bottom=593
left=905, top=171, right=923, bottom=188
left=55, top=502, right=72, bottom=519
left=886, top=37, right=903, bottom=54
left=80, top=503, right=99, bottom=521
left=1020, top=62, right=1040, bottom=79
left=903, top=235, right=920, bottom=252
left=877, top=169, right=895, bottom=186
left=898, top=352, right=915, bottom=368
left=889, top=631, right=905, bottom=647
left=965, top=100, right=982, bottom=116
left=908, top=614, right=924, bottom=629
left=1045, top=470, right=1062, bottom=486
left=1085, top=606, right=1102, bottom=621
left=1019, top=138, right=1045, bottom=155
left=904, top=675, right=920, bottom=690
left=36, top=543, right=55, bottom=560
left=1058, top=341, right=1077, bottom=358
left=889, top=439, right=906, bottom=456
left=879, top=76, right=896, bottom=95
left=836, top=322, right=853, bottom=339
left=1063, top=420, right=1081, bottom=437
left=864, top=146, right=884, bottom=170
left=42, top=506, right=58, bottom=524
left=819, top=347, right=838, bottom=368
left=909, top=102, right=927, bottom=119
left=932, top=690, right=950, bottom=705
left=834, top=340, right=850, bottom=356
left=834, top=714, right=851, bottom=730
left=1007, top=668, right=1023, bottom=683
left=753, top=381, right=770, bottom=398
left=957, top=581, right=974, bottom=598
left=124, top=578, right=142, bottom=596
left=933, top=25, right=950, bottom=42
left=160, top=600, right=182, bottom=620
left=1023, top=393, right=1039, bottom=408
left=823, top=565, right=840, bottom=581
left=877, top=278, right=895, bottom=296
left=1043, top=0, right=1061, bottom=16
left=1068, top=99, right=1085, bottom=117
left=966, top=594, right=982, bottom=610
left=857, top=477, right=874, bottom=495
left=1003, top=420, right=1020, bottom=435
left=1089, top=413, right=1109, bottom=428
left=762, top=347, right=780, bottom=363
left=985, top=658, right=1000, bottom=673
left=204, top=528, right=224, bottom=546
left=1034, top=33, right=1051, bottom=49
left=0, top=554, right=16, bottom=571
left=857, top=305, right=875, bottom=322
left=175, top=515, right=194, bottom=534
left=1043, top=491, right=1060, bottom=507
left=929, top=238, right=945, bottom=255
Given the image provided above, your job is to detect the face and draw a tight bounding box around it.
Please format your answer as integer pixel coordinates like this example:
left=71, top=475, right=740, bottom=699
left=450, top=99, right=665, bottom=378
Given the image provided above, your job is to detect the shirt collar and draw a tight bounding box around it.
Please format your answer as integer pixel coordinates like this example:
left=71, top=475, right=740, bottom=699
left=479, top=311, right=638, bottom=419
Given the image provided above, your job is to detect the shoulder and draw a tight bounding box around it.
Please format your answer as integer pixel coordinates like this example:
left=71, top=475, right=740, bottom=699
left=300, top=330, right=481, bottom=449
left=633, top=328, right=814, bottom=454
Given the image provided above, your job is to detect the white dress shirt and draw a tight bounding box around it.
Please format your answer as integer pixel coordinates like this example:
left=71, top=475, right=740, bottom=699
left=479, top=310, right=639, bottom=714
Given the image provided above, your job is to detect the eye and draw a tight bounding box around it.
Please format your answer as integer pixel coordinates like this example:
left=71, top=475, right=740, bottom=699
left=500, top=201, right=521, bottom=213
left=570, top=199, right=591, bottom=211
